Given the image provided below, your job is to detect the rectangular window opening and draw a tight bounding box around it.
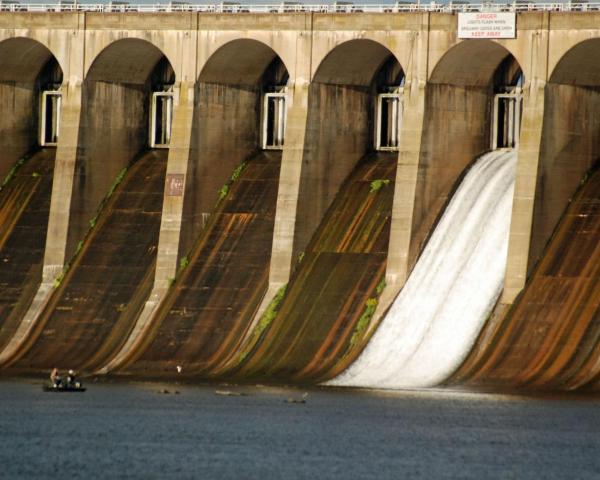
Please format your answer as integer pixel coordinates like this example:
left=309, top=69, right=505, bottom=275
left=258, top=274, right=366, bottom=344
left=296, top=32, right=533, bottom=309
left=40, top=91, right=61, bottom=147
left=150, top=91, right=174, bottom=148
left=491, top=91, right=522, bottom=150
left=375, top=91, right=402, bottom=151
left=262, top=91, right=286, bottom=150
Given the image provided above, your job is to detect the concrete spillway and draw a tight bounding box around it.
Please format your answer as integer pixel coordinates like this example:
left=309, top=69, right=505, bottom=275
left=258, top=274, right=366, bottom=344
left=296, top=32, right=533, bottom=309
left=236, top=153, right=396, bottom=382
left=452, top=166, right=600, bottom=391
left=0, top=149, right=54, bottom=352
left=120, top=151, right=281, bottom=377
left=7, top=150, right=167, bottom=372
left=330, top=150, right=517, bottom=389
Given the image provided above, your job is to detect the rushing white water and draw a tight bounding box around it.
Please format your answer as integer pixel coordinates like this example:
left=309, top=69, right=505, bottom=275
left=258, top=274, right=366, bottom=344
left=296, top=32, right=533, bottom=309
left=329, top=149, right=517, bottom=389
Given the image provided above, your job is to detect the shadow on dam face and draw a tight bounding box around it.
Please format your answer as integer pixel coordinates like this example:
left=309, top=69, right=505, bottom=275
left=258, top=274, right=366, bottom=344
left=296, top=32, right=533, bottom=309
left=0, top=38, right=62, bottom=177
left=115, top=40, right=289, bottom=377
left=4, top=39, right=173, bottom=373
left=226, top=40, right=404, bottom=383
left=449, top=39, right=600, bottom=392
left=0, top=39, right=62, bottom=353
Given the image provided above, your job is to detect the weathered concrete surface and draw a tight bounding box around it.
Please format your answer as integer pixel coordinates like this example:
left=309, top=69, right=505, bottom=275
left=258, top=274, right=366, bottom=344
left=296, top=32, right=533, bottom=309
left=179, top=82, right=262, bottom=254
left=0, top=82, right=37, bottom=177
left=119, top=152, right=281, bottom=377
left=234, top=153, right=396, bottom=383
left=4, top=151, right=167, bottom=373
left=0, top=149, right=55, bottom=352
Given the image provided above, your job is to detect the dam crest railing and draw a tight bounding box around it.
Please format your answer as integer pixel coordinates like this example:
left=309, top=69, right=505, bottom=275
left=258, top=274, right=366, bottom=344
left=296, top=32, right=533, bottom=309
left=1, top=1, right=599, bottom=13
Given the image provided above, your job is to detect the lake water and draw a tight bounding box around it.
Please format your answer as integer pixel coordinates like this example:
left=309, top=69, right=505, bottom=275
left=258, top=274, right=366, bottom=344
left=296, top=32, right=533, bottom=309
left=1, top=379, right=599, bottom=479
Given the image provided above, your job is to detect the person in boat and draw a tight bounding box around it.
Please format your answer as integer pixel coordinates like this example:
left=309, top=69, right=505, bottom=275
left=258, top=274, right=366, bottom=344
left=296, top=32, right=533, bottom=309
left=66, top=369, right=77, bottom=387
left=50, top=367, right=62, bottom=387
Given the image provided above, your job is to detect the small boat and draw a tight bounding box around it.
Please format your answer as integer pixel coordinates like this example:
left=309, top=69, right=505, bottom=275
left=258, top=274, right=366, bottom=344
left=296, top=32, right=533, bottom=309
left=43, top=383, right=86, bottom=393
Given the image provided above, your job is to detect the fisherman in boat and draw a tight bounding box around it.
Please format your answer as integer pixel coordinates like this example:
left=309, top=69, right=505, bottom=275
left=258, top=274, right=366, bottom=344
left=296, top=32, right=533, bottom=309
left=50, top=367, right=62, bottom=387
left=66, top=370, right=77, bottom=387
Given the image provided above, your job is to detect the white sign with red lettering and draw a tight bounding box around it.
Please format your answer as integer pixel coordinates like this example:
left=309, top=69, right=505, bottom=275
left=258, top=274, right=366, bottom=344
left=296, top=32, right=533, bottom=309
left=458, top=12, right=516, bottom=39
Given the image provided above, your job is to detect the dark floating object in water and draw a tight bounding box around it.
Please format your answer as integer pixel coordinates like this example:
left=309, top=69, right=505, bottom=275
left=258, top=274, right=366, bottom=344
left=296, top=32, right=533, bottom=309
left=285, top=392, right=308, bottom=404
left=156, top=389, right=180, bottom=394
left=43, top=383, right=86, bottom=393
left=215, top=390, right=246, bottom=397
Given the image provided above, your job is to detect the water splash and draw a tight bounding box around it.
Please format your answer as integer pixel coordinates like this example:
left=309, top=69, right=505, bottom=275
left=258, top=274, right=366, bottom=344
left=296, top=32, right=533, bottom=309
left=329, top=149, right=517, bottom=389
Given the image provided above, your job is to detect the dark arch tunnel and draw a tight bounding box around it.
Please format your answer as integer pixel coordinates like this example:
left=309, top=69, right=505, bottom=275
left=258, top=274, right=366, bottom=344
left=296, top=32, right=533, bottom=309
left=409, top=39, right=523, bottom=270
left=0, top=37, right=63, bottom=176
left=0, top=38, right=63, bottom=354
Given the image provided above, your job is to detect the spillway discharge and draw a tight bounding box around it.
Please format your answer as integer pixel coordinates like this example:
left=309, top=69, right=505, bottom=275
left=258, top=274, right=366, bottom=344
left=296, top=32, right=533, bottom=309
left=329, top=149, right=517, bottom=389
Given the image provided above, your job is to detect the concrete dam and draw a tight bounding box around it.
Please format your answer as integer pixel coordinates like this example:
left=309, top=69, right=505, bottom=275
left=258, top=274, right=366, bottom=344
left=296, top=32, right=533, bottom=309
left=0, top=6, right=598, bottom=392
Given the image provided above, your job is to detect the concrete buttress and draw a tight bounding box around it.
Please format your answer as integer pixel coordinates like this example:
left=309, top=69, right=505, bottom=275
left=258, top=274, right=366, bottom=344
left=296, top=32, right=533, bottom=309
left=243, top=28, right=314, bottom=337
left=502, top=15, right=549, bottom=304
left=380, top=14, right=429, bottom=315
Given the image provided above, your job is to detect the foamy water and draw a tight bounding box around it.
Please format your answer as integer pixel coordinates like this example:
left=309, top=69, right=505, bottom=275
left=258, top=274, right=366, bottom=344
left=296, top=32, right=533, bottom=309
left=330, top=150, right=517, bottom=389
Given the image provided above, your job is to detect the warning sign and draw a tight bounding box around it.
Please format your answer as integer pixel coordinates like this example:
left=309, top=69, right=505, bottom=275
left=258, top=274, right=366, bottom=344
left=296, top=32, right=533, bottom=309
left=165, top=173, right=185, bottom=197
left=458, top=12, right=516, bottom=39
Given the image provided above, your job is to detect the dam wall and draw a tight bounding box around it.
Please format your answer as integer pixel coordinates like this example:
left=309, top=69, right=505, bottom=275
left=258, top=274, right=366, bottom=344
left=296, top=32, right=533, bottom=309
left=0, top=9, right=583, bottom=295
left=0, top=9, right=599, bottom=383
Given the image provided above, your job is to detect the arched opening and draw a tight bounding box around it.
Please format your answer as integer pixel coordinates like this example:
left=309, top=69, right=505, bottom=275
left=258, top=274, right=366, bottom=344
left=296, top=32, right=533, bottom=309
left=294, top=39, right=405, bottom=254
left=69, top=38, right=175, bottom=255
left=409, top=40, right=522, bottom=268
left=180, top=39, right=289, bottom=253
left=0, top=38, right=63, bottom=176
left=528, top=38, right=600, bottom=273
